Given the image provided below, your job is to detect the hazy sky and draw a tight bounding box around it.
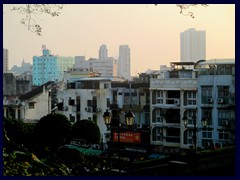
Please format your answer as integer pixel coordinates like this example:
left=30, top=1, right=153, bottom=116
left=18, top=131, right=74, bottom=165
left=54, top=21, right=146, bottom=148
left=3, top=4, right=235, bottom=76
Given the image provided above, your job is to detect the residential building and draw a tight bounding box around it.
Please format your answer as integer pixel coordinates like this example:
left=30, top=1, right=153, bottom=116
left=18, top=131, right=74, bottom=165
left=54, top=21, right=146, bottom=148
left=180, top=28, right=206, bottom=62
left=32, top=47, right=74, bottom=86
left=150, top=62, right=197, bottom=153
left=118, top=45, right=131, bottom=80
left=3, top=73, right=31, bottom=96
left=149, top=59, right=235, bottom=153
left=3, top=48, right=9, bottom=73
left=56, top=77, right=113, bottom=142
left=3, top=81, right=54, bottom=123
left=196, top=59, right=235, bottom=147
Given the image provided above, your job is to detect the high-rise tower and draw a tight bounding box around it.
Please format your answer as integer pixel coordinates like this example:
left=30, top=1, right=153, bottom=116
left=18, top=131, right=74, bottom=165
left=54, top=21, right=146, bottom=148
left=180, top=28, right=206, bottom=62
left=118, top=45, right=131, bottom=80
left=3, top=48, right=9, bottom=73
left=99, top=44, right=108, bottom=61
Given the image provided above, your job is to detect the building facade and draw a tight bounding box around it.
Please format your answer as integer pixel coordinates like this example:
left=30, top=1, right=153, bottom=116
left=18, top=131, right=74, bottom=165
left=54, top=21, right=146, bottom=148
left=180, top=28, right=206, bottom=62
left=196, top=59, right=235, bottom=148
left=149, top=59, right=235, bottom=153
left=118, top=45, right=131, bottom=80
left=99, top=44, right=108, bottom=61
left=33, top=47, right=74, bottom=86
left=3, top=48, right=9, bottom=73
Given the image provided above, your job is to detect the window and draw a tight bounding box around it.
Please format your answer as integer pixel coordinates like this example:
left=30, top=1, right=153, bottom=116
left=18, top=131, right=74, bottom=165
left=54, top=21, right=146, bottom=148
left=218, top=86, right=229, bottom=98
left=187, top=91, right=196, bottom=98
left=218, top=109, right=230, bottom=119
left=202, top=86, right=212, bottom=97
left=187, top=100, right=196, bottom=105
left=202, top=108, right=212, bottom=125
left=106, top=98, right=110, bottom=108
left=185, top=110, right=196, bottom=125
left=156, top=99, right=163, bottom=104
left=69, top=114, right=75, bottom=122
left=152, top=127, right=163, bottom=141
left=157, top=90, right=163, bottom=98
left=29, top=102, right=35, bottom=109
left=202, top=130, right=212, bottom=139
left=104, top=83, right=110, bottom=89
left=219, top=130, right=229, bottom=140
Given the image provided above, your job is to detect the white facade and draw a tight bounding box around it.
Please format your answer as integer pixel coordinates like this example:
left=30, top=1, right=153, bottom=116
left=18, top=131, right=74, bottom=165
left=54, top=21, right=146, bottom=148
left=92, top=58, right=118, bottom=77
left=56, top=78, right=112, bottom=143
left=4, top=82, right=53, bottom=123
left=180, top=28, right=206, bottom=62
left=118, top=45, right=131, bottom=80
left=150, top=64, right=198, bottom=153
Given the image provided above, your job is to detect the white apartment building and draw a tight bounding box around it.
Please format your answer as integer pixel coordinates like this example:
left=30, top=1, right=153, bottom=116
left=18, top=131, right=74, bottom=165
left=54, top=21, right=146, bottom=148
left=180, top=28, right=206, bottom=62
left=150, top=62, right=197, bottom=153
left=56, top=77, right=112, bottom=143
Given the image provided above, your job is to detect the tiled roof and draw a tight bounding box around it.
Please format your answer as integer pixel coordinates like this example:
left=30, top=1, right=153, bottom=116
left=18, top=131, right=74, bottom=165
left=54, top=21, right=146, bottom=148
left=19, top=81, right=54, bottom=100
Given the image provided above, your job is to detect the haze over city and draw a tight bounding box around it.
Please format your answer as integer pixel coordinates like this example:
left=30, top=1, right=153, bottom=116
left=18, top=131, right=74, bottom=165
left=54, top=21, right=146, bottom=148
left=3, top=4, right=235, bottom=76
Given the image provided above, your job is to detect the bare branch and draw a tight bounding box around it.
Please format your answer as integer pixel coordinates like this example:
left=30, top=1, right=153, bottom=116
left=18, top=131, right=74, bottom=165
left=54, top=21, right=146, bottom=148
left=11, top=4, right=66, bottom=36
left=176, top=4, right=208, bottom=18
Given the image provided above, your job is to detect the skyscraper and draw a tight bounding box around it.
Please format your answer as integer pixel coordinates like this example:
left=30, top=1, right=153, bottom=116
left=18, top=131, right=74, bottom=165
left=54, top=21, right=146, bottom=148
left=118, top=45, right=131, bottom=80
left=99, top=44, right=108, bottom=61
left=180, top=28, right=206, bottom=62
left=3, top=48, right=9, bottom=73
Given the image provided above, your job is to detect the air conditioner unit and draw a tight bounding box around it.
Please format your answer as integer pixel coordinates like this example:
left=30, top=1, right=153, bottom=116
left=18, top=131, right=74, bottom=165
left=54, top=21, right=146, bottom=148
left=137, top=123, right=142, bottom=129
left=62, top=106, right=68, bottom=111
left=96, top=108, right=100, bottom=112
left=221, top=120, right=229, bottom=126
left=85, top=107, right=92, bottom=112
left=174, top=99, right=180, bottom=105
left=218, top=98, right=224, bottom=104
left=207, top=98, right=213, bottom=104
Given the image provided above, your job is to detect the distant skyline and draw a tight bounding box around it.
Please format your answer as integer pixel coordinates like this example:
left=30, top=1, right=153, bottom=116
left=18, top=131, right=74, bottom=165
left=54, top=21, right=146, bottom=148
left=3, top=4, right=235, bottom=76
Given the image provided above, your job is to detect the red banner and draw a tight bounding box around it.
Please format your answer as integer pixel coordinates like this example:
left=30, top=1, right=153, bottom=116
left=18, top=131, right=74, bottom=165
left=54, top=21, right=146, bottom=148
left=113, top=131, right=141, bottom=143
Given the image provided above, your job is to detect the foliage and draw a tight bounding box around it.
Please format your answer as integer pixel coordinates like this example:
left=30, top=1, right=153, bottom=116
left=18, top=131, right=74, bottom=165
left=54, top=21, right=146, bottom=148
left=34, top=113, right=72, bottom=150
left=3, top=117, right=36, bottom=151
left=11, top=4, right=65, bottom=36
left=71, top=119, right=100, bottom=144
left=3, top=148, right=71, bottom=176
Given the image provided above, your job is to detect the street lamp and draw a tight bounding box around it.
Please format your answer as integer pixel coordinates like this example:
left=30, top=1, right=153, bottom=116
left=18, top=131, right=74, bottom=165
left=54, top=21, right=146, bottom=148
left=182, top=115, right=197, bottom=154
left=103, top=108, right=122, bottom=173
left=201, top=116, right=209, bottom=128
left=125, top=110, right=135, bottom=128
left=103, top=110, right=111, bottom=129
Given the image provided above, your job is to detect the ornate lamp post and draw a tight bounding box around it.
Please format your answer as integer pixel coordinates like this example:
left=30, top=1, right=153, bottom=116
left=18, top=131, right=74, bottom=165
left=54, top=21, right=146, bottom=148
left=182, top=115, right=197, bottom=154
left=183, top=115, right=209, bottom=154
left=125, top=110, right=135, bottom=128
left=201, top=116, right=209, bottom=128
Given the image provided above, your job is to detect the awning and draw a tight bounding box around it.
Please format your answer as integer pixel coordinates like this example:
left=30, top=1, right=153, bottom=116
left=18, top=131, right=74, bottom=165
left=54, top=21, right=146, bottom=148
left=148, top=153, right=166, bottom=159
left=65, top=144, right=102, bottom=156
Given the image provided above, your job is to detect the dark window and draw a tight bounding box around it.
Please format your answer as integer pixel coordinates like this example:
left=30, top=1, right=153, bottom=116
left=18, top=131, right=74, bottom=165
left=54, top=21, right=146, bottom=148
left=29, top=102, right=35, bottom=109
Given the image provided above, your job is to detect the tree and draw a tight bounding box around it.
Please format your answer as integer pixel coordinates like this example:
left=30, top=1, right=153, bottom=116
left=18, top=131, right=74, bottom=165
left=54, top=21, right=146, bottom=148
left=34, top=113, right=72, bottom=150
left=71, top=120, right=100, bottom=145
left=9, top=4, right=208, bottom=36
left=10, top=4, right=65, bottom=36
